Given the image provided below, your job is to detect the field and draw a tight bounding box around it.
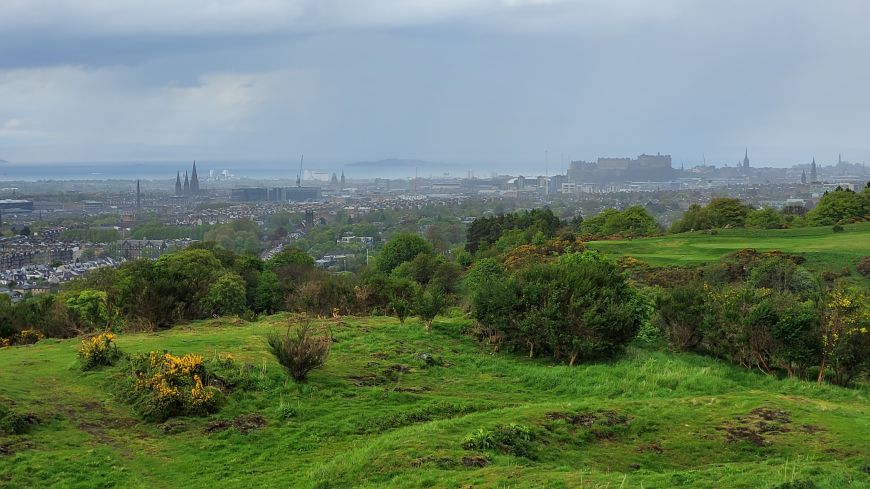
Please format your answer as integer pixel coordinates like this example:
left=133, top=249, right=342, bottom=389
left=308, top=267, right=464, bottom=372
left=1, top=314, right=869, bottom=488
left=587, top=221, right=870, bottom=279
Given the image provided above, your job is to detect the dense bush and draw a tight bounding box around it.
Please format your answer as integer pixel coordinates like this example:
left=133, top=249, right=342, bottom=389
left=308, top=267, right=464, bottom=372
left=267, top=320, right=332, bottom=382
left=78, top=332, right=123, bottom=370
left=472, top=252, right=647, bottom=365
left=818, top=286, right=869, bottom=386
left=656, top=283, right=707, bottom=350
left=119, top=351, right=224, bottom=421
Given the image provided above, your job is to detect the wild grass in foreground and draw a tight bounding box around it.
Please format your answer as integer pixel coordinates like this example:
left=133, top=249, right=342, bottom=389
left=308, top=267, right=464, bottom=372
left=0, top=314, right=868, bottom=488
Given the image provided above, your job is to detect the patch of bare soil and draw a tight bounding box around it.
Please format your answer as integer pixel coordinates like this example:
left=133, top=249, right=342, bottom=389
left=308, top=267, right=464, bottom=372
left=205, top=413, right=267, bottom=434
left=637, top=442, right=664, bottom=454
left=717, top=407, right=792, bottom=447
left=461, top=455, right=491, bottom=468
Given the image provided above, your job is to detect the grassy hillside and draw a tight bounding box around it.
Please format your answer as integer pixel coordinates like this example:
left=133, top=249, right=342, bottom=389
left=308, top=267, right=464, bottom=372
left=1, top=314, right=868, bottom=488
left=587, top=221, right=870, bottom=277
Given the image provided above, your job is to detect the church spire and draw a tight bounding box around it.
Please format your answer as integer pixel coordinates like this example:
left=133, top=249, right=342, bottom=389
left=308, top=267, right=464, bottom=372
left=175, top=171, right=182, bottom=195
left=190, top=161, right=199, bottom=195
left=743, top=148, right=750, bottom=169
left=183, top=171, right=190, bottom=194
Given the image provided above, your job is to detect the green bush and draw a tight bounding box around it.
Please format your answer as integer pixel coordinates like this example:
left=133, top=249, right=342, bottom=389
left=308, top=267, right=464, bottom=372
left=462, top=423, right=536, bottom=459
left=267, top=320, right=332, bottom=383
left=472, top=251, right=648, bottom=365
left=656, top=283, right=706, bottom=351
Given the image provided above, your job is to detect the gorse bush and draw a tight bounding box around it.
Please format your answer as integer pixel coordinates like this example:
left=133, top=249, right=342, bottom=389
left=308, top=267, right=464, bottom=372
left=78, top=332, right=123, bottom=370
left=119, top=351, right=223, bottom=421
left=267, top=320, right=332, bottom=383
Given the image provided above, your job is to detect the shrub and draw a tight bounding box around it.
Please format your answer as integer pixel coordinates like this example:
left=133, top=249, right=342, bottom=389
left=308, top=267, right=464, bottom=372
left=267, top=320, right=332, bottom=383
left=472, top=251, right=647, bottom=365
left=462, top=423, right=536, bottom=459
left=857, top=256, right=870, bottom=277
left=832, top=224, right=844, bottom=233
left=656, top=283, right=706, bottom=351
left=120, top=351, right=223, bottom=421
left=819, top=287, right=869, bottom=387
left=78, top=332, right=123, bottom=370
left=17, top=328, right=44, bottom=345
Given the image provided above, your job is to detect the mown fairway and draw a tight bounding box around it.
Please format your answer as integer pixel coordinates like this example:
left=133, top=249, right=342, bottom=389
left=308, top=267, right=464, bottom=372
left=587, top=221, right=870, bottom=277
left=1, top=314, right=868, bottom=488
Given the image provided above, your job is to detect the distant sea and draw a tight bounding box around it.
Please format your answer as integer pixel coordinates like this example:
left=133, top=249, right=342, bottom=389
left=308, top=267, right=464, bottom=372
left=0, top=162, right=307, bottom=181
left=0, top=160, right=544, bottom=181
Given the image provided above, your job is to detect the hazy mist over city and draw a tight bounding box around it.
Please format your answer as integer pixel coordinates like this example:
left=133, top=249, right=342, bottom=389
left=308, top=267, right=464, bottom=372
left=2, top=0, right=869, bottom=178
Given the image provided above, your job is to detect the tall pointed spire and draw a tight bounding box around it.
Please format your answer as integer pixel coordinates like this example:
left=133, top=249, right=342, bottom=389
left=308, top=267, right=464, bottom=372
left=183, top=171, right=190, bottom=194
left=743, top=148, right=750, bottom=169
left=175, top=171, right=182, bottom=195
left=190, top=161, right=199, bottom=195
left=810, top=157, right=818, bottom=183
left=136, top=180, right=141, bottom=212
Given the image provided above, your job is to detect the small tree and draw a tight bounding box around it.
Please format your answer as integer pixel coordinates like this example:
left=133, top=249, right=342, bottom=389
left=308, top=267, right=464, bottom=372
left=415, top=287, right=447, bottom=333
left=390, top=296, right=412, bottom=324
left=267, top=320, right=332, bottom=383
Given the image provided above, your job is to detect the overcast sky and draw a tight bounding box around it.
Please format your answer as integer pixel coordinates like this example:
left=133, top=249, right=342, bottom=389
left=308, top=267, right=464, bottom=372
left=0, top=0, right=868, bottom=172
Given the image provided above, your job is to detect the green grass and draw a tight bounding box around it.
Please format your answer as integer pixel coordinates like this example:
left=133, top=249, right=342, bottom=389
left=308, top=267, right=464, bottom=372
left=587, top=221, right=870, bottom=279
left=1, top=314, right=868, bottom=488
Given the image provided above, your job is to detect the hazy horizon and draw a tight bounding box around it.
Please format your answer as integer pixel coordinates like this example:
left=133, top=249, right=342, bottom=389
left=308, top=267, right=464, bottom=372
left=2, top=1, right=870, bottom=170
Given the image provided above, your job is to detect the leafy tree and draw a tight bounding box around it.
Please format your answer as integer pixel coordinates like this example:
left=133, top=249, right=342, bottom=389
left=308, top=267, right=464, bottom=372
left=66, top=290, right=110, bottom=330
left=391, top=252, right=439, bottom=284
left=152, top=248, right=224, bottom=320
left=746, top=207, right=786, bottom=229
left=466, top=208, right=561, bottom=254
left=671, top=198, right=753, bottom=232
left=415, top=287, right=448, bottom=333
left=254, top=271, right=283, bottom=314
left=377, top=233, right=433, bottom=273
left=807, top=188, right=869, bottom=225
left=205, top=272, right=248, bottom=316
left=267, top=247, right=315, bottom=269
